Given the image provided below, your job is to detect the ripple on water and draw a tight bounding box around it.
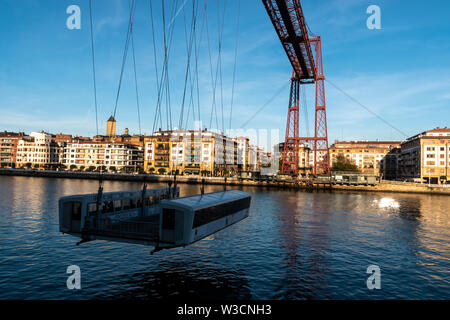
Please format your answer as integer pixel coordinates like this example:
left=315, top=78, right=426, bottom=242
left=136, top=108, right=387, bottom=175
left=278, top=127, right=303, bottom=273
left=0, top=176, right=449, bottom=300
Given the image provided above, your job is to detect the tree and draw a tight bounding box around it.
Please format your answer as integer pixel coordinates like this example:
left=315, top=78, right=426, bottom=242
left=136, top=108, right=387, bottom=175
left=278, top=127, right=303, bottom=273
left=109, top=166, right=116, bottom=172
left=80, top=166, right=85, bottom=171
left=331, top=154, right=359, bottom=172
left=148, top=167, right=155, bottom=174
left=34, top=164, right=40, bottom=169
left=158, top=168, right=166, bottom=175
left=70, top=165, right=77, bottom=170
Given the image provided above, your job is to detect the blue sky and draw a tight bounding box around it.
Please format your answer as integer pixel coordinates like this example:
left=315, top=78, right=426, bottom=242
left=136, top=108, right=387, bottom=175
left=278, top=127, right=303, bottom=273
left=0, top=0, right=449, bottom=148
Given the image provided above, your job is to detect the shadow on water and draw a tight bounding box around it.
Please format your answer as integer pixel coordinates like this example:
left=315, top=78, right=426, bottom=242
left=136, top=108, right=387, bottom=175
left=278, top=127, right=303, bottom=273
left=398, top=198, right=422, bottom=222
left=95, top=262, right=252, bottom=300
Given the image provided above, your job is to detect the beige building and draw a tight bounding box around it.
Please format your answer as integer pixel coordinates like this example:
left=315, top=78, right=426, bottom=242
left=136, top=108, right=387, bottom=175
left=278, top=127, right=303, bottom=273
left=16, top=132, right=61, bottom=168
left=144, top=129, right=239, bottom=176
left=235, top=136, right=250, bottom=171
left=329, top=140, right=402, bottom=175
left=398, top=127, right=450, bottom=184
left=63, top=141, right=143, bottom=172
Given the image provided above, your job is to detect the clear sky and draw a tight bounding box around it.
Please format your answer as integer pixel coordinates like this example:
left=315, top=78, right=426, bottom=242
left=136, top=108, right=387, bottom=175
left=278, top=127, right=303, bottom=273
left=0, top=0, right=449, bottom=149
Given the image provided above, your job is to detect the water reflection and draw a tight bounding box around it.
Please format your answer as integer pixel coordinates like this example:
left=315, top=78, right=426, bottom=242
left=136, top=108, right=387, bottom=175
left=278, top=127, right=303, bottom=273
left=375, top=197, right=400, bottom=209
left=0, top=176, right=448, bottom=300
left=97, top=262, right=252, bottom=300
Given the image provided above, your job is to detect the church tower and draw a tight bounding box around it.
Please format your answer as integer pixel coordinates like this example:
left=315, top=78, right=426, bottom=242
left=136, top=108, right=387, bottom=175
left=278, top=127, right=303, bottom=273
left=106, top=116, right=116, bottom=137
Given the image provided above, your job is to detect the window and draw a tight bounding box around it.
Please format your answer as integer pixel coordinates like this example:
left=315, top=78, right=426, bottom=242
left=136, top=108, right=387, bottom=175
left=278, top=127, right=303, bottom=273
left=193, top=197, right=251, bottom=228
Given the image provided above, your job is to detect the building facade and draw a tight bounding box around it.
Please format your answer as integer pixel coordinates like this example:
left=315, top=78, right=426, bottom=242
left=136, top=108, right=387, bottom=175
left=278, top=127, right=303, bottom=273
left=398, top=128, right=450, bottom=184
left=63, top=141, right=143, bottom=172
left=277, top=142, right=313, bottom=176
left=0, top=132, right=25, bottom=167
left=16, top=132, right=61, bottom=168
left=144, top=129, right=241, bottom=176
left=235, top=136, right=250, bottom=172
left=329, top=140, right=402, bottom=175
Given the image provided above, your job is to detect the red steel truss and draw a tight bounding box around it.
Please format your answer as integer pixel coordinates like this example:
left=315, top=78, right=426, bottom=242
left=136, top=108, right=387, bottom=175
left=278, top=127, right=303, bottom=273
left=262, top=0, right=330, bottom=176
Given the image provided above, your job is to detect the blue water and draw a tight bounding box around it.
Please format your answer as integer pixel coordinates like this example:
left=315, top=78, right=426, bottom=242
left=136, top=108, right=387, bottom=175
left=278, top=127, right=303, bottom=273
left=0, top=176, right=449, bottom=299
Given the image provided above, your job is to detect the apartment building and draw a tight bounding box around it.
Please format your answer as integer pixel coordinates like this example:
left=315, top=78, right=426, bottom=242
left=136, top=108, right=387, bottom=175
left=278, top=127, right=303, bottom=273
left=0, top=131, right=26, bottom=167
left=16, top=132, right=62, bottom=168
left=380, top=147, right=401, bottom=180
left=144, top=129, right=240, bottom=176
left=329, top=140, right=402, bottom=175
left=277, top=142, right=313, bottom=176
left=235, top=136, right=250, bottom=171
left=398, top=127, right=450, bottom=184
left=63, top=141, right=143, bottom=172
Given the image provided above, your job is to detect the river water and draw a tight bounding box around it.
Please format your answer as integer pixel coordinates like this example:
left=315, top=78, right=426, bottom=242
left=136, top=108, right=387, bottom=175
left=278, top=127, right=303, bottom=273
left=0, top=176, right=448, bottom=300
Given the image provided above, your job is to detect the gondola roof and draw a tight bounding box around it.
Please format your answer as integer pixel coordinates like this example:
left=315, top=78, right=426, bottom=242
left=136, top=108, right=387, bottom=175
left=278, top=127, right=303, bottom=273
left=162, top=190, right=250, bottom=211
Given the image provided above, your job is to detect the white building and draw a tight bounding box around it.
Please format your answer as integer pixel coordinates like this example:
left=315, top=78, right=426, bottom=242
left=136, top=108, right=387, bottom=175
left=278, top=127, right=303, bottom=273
left=63, top=142, right=143, bottom=172
left=16, top=132, right=60, bottom=168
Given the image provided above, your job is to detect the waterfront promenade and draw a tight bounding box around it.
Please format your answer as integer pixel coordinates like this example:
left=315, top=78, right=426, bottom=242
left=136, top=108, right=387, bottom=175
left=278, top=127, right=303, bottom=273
left=1, top=168, right=449, bottom=196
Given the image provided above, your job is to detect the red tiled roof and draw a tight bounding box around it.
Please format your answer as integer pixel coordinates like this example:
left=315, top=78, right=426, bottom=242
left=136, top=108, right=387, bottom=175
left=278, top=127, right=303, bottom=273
left=334, top=141, right=402, bottom=145
left=427, top=127, right=450, bottom=133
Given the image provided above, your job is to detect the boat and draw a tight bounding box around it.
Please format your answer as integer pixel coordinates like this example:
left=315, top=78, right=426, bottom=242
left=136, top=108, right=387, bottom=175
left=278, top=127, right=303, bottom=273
left=59, top=184, right=251, bottom=253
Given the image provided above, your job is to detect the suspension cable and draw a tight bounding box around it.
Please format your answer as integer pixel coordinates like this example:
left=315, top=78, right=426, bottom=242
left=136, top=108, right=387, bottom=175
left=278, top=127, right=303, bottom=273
left=112, top=0, right=137, bottom=119
left=240, top=80, right=290, bottom=129
left=205, top=1, right=217, bottom=130
left=183, top=0, right=200, bottom=129
left=128, top=0, right=142, bottom=135
left=217, top=0, right=228, bottom=133
left=228, top=0, right=241, bottom=131
left=88, top=0, right=99, bottom=136
left=149, top=0, right=163, bottom=132
left=193, top=1, right=207, bottom=129
left=179, top=0, right=198, bottom=129
left=152, top=0, right=180, bottom=132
